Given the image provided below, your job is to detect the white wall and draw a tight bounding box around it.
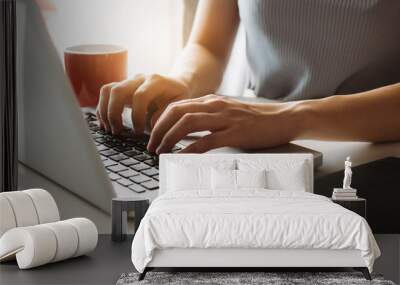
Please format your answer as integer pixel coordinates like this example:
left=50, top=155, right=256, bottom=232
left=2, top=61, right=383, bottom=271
left=43, top=0, right=183, bottom=77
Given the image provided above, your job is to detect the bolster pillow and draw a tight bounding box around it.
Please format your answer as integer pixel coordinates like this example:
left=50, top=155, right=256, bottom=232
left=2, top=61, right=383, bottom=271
left=0, top=189, right=60, bottom=237
left=0, top=218, right=98, bottom=269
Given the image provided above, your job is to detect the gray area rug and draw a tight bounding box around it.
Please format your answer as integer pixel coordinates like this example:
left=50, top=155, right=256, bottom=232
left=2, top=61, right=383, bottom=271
left=117, top=272, right=396, bottom=285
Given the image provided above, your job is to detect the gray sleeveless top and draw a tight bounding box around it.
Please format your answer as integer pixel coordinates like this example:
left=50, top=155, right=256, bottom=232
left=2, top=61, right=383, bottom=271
left=238, top=0, right=400, bottom=101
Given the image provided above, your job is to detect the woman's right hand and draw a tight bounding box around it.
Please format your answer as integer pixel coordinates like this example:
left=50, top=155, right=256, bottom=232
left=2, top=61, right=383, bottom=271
left=96, top=74, right=191, bottom=135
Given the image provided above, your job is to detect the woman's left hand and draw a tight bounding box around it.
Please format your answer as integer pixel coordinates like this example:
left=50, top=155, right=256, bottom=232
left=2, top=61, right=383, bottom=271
left=147, top=94, right=302, bottom=154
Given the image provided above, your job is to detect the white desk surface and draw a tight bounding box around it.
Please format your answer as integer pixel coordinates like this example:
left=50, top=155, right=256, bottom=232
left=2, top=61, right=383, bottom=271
left=18, top=140, right=400, bottom=234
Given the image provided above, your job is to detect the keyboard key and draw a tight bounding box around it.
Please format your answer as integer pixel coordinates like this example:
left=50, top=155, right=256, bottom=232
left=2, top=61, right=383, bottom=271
left=99, top=155, right=107, bottom=161
left=131, top=163, right=150, bottom=171
left=100, top=149, right=118, bottom=157
left=103, top=159, right=118, bottom=167
left=144, top=159, right=156, bottom=166
left=141, top=180, right=159, bottom=190
left=104, top=142, right=115, bottom=148
left=109, top=153, right=129, bottom=162
left=120, top=158, right=139, bottom=166
left=124, top=150, right=141, bottom=157
left=133, top=145, right=146, bottom=151
left=97, top=144, right=109, bottom=151
left=153, top=175, right=159, bottom=181
left=95, top=137, right=106, bottom=143
left=133, top=153, right=152, bottom=162
left=85, top=113, right=96, bottom=120
left=113, top=146, right=131, bottom=153
left=108, top=172, right=121, bottom=181
left=107, top=164, right=128, bottom=173
left=130, top=175, right=151, bottom=184
left=128, top=184, right=146, bottom=193
left=119, top=169, right=139, bottom=178
left=116, top=178, right=133, bottom=187
left=111, top=137, right=122, bottom=144
left=142, top=168, right=158, bottom=176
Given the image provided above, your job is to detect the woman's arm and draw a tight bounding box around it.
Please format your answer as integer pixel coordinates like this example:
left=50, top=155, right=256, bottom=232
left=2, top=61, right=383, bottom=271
left=295, top=82, right=400, bottom=142
left=171, top=0, right=240, bottom=98
left=97, top=0, right=239, bottom=134
left=147, top=83, right=400, bottom=154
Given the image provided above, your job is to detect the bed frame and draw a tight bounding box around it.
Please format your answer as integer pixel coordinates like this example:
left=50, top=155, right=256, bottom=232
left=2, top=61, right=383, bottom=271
left=139, top=248, right=371, bottom=280
left=137, top=154, right=372, bottom=281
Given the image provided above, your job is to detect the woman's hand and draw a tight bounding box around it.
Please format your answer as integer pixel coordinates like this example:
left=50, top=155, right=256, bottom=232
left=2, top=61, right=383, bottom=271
left=96, top=74, right=190, bottom=135
left=147, top=95, right=302, bottom=154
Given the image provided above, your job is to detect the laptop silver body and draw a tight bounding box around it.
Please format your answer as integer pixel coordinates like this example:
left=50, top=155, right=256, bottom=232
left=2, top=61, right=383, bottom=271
left=16, top=0, right=322, bottom=213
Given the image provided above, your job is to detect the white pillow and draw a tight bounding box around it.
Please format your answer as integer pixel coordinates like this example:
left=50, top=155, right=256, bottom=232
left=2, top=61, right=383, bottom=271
left=211, top=169, right=267, bottom=191
left=267, top=163, right=307, bottom=191
left=211, top=169, right=236, bottom=190
left=167, top=163, right=209, bottom=191
left=166, top=160, right=235, bottom=192
left=238, top=159, right=308, bottom=191
left=237, top=169, right=267, bottom=189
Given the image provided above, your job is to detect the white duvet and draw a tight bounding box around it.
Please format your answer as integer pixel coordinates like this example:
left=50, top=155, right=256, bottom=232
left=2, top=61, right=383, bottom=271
left=131, top=190, right=380, bottom=273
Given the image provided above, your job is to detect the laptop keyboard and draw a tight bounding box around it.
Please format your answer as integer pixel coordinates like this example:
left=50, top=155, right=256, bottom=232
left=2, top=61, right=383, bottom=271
left=84, top=112, right=182, bottom=193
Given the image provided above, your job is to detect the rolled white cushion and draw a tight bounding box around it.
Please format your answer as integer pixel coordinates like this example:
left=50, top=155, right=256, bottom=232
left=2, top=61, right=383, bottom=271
left=23, top=189, right=60, bottom=223
left=64, top=218, right=98, bottom=257
left=0, top=218, right=98, bottom=269
left=0, top=196, right=17, bottom=237
left=0, top=226, right=57, bottom=269
left=42, top=221, right=79, bottom=262
left=1, top=192, right=39, bottom=227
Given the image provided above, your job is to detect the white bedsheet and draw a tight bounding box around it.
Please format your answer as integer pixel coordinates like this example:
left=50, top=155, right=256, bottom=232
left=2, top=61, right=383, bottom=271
left=131, top=190, right=380, bottom=273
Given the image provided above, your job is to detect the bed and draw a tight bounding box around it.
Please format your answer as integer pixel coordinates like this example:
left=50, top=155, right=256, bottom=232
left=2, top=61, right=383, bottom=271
left=131, top=154, right=380, bottom=280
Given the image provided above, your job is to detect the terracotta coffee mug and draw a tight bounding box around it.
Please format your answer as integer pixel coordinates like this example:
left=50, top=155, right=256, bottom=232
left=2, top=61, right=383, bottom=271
left=64, top=44, right=128, bottom=107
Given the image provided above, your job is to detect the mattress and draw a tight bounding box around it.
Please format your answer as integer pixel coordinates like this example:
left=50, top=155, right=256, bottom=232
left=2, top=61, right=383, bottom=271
left=131, top=190, right=380, bottom=273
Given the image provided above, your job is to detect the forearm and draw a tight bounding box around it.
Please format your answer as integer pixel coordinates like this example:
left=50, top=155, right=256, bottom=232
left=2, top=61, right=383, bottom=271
left=169, top=0, right=239, bottom=98
left=170, top=43, right=226, bottom=98
left=293, top=83, right=400, bottom=142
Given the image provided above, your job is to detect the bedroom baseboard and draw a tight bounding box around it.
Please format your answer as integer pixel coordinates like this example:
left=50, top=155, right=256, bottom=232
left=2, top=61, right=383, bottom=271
left=137, top=267, right=372, bottom=281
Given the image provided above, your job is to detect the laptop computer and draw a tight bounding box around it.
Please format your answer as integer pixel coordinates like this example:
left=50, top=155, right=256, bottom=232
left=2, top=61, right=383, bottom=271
left=16, top=0, right=322, bottom=213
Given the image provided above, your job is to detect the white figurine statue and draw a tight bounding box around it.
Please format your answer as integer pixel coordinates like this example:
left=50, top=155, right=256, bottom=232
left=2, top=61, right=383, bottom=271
left=343, top=156, right=353, bottom=189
